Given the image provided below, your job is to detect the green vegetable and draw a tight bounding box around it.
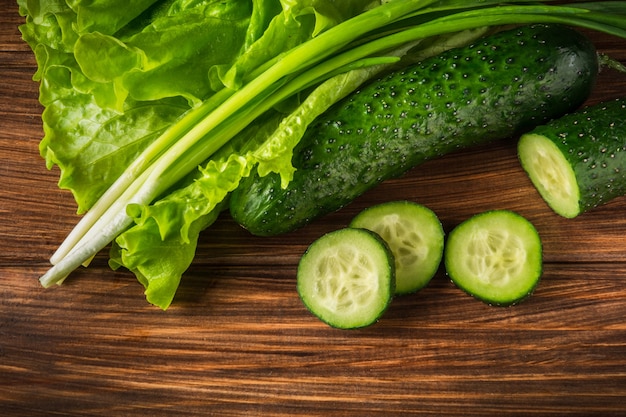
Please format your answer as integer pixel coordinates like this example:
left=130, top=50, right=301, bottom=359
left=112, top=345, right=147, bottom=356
left=349, top=201, right=444, bottom=295
left=297, top=228, right=395, bottom=329
left=18, top=1, right=626, bottom=308
left=230, top=24, right=599, bottom=236
left=518, top=98, right=626, bottom=218
left=444, top=210, right=543, bottom=306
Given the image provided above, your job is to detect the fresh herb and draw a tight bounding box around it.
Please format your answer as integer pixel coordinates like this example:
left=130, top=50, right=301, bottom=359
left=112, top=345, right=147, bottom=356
left=18, top=0, right=626, bottom=308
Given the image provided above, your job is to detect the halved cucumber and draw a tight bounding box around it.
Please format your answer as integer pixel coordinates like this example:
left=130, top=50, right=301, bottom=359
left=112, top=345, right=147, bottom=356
left=518, top=98, right=626, bottom=218
left=349, top=201, right=444, bottom=295
left=297, top=228, right=395, bottom=329
left=444, top=210, right=542, bottom=306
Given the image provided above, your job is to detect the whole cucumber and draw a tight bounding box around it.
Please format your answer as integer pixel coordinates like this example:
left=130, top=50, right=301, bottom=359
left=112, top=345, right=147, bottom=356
left=230, top=24, right=599, bottom=236
left=518, top=98, right=626, bottom=218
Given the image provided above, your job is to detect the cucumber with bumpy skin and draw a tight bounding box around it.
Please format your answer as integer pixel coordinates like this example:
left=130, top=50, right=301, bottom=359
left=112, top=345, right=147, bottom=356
left=230, top=24, right=598, bottom=236
left=444, top=210, right=542, bottom=306
left=349, top=201, right=444, bottom=295
left=518, top=98, right=626, bottom=218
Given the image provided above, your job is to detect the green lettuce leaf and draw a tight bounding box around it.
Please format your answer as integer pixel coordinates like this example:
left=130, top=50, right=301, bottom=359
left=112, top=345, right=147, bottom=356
left=108, top=109, right=286, bottom=309
left=19, top=0, right=262, bottom=213
left=75, top=1, right=256, bottom=108
left=211, top=0, right=378, bottom=90
left=66, top=0, right=160, bottom=35
left=109, top=154, right=249, bottom=310
left=41, top=94, right=189, bottom=212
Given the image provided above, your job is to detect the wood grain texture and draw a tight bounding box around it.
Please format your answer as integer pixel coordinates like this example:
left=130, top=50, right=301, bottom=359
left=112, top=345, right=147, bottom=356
left=2, top=2, right=626, bottom=416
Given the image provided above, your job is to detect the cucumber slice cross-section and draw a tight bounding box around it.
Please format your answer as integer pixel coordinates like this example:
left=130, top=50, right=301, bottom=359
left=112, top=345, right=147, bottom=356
left=444, top=210, right=542, bottom=306
left=297, top=228, right=395, bottom=329
left=350, top=201, right=444, bottom=295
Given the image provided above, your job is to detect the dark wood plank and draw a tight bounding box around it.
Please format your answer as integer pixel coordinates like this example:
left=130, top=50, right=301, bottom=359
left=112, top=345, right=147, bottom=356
left=2, top=2, right=626, bottom=416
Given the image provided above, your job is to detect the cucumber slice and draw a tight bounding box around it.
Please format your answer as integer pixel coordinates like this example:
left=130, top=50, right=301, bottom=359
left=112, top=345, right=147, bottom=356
left=349, top=201, right=444, bottom=295
left=297, top=228, right=395, bottom=329
left=444, top=210, right=542, bottom=306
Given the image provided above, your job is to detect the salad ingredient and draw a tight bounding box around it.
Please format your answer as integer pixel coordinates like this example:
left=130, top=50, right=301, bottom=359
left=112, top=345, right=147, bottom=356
left=18, top=0, right=626, bottom=308
left=297, top=228, right=395, bottom=329
left=349, top=201, right=444, bottom=295
left=230, top=24, right=599, bottom=236
left=444, top=210, right=543, bottom=306
left=518, top=98, right=626, bottom=218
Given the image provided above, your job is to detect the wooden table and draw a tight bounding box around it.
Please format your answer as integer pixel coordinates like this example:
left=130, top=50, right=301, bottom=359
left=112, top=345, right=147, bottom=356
left=2, top=3, right=626, bottom=416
